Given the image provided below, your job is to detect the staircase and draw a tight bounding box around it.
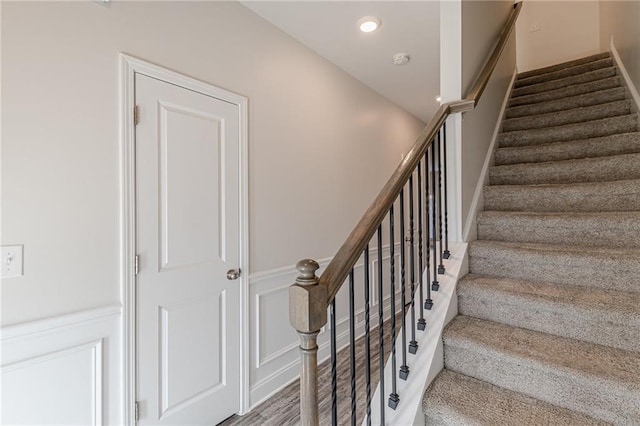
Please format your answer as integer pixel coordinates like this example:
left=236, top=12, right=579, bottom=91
left=423, top=52, right=640, bottom=424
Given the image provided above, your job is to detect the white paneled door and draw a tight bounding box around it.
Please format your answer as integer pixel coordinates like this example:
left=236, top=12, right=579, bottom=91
left=135, top=73, right=241, bottom=425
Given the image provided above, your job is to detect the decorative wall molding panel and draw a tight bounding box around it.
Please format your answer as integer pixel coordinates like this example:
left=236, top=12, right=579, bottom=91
left=0, top=242, right=432, bottom=421
left=1, top=305, right=122, bottom=425
left=248, top=242, right=412, bottom=408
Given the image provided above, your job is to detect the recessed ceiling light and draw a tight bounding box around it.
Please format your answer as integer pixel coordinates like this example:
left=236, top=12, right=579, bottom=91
left=436, top=96, right=442, bottom=102
left=358, top=16, right=381, bottom=33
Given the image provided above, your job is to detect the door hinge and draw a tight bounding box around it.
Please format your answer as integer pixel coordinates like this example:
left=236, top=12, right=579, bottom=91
left=134, top=105, right=140, bottom=126
left=135, top=255, right=140, bottom=276
left=135, top=401, right=140, bottom=422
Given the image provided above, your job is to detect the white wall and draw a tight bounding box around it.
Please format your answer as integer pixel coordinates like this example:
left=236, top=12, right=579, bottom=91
left=460, top=0, right=517, bottom=239
left=516, top=1, right=601, bottom=72
left=0, top=1, right=424, bottom=326
left=599, top=0, right=640, bottom=93
left=1, top=1, right=426, bottom=422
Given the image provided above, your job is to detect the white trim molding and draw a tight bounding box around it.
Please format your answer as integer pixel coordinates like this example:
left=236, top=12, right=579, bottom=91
left=119, top=53, right=250, bottom=423
left=610, top=37, right=640, bottom=114
left=0, top=305, right=121, bottom=341
left=369, top=242, right=468, bottom=426
left=1, top=305, right=121, bottom=426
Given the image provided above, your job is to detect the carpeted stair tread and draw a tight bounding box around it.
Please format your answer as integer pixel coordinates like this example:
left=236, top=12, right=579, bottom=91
left=458, top=274, right=640, bottom=352
left=508, top=76, right=622, bottom=108
left=483, top=179, right=640, bottom=212
left=515, top=58, right=613, bottom=89
left=489, top=152, right=640, bottom=185
left=491, top=150, right=640, bottom=185
left=498, top=114, right=639, bottom=148
left=468, top=240, right=640, bottom=293
left=477, top=210, right=640, bottom=248
left=425, top=52, right=640, bottom=425
left=512, top=67, right=617, bottom=98
left=506, top=86, right=626, bottom=119
left=423, top=370, right=606, bottom=426
left=516, top=52, right=610, bottom=80
left=502, top=99, right=631, bottom=132
left=494, top=132, right=640, bottom=165
left=443, top=316, right=640, bottom=424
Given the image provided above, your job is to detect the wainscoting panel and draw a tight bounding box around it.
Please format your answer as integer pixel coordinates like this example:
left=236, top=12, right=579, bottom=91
left=248, top=243, right=409, bottom=409
left=1, top=305, right=122, bottom=425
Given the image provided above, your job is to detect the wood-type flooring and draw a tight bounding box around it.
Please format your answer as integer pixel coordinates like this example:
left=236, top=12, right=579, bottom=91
left=220, top=308, right=413, bottom=425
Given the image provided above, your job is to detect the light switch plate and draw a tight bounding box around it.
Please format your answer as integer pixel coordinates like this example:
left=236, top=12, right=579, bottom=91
left=1, top=245, right=24, bottom=279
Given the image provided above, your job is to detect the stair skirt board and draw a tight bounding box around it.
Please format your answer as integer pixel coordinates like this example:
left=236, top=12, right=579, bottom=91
left=423, top=51, right=640, bottom=425
left=610, top=37, right=640, bottom=113
left=367, top=243, right=467, bottom=426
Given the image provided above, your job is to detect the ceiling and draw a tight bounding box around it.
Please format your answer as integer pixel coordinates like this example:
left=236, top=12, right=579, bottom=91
left=242, top=1, right=441, bottom=122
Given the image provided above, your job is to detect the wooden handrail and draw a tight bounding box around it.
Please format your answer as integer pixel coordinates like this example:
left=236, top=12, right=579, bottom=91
left=320, top=103, right=451, bottom=302
left=290, top=4, right=523, bottom=424
left=465, top=2, right=523, bottom=107
left=319, top=2, right=522, bottom=302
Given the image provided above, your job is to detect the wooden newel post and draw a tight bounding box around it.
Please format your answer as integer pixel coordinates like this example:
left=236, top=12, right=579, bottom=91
left=289, top=259, right=327, bottom=426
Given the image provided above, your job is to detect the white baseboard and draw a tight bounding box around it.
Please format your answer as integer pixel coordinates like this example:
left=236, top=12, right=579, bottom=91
left=610, top=37, right=640, bottom=114
left=462, top=67, right=518, bottom=242
left=1, top=305, right=122, bottom=425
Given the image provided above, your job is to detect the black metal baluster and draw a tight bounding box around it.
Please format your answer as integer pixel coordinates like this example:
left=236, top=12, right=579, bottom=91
left=388, top=206, right=400, bottom=410
left=330, top=299, right=337, bottom=426
left=399, top=189, right=409, bottom=380
left=348, top=269, right=356, bottom=425
left=417, top=162, right=428, bottom=330
left=377, top=225, right=385, bottom=425
left=424, top=151, right=434, bottom=307
left=408, top=176, right=418, bottom=355
left=431, top=139, right=440, bottom=292
left=437, top=127, right=446, bottom=275
left=442, top=121, right=451, bottom=259
left=364, top=246, right=372, bottom=426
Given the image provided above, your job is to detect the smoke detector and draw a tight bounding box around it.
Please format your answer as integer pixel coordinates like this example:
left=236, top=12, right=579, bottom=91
left=393, top=53, right=410, bottom=65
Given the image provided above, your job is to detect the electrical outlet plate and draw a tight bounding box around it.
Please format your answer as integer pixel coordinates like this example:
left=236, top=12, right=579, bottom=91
left=1, top=245, right=24, bottom=278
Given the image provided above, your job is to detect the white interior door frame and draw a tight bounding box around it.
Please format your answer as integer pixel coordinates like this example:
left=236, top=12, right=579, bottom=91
left=119, top=53, right=250, bottom=425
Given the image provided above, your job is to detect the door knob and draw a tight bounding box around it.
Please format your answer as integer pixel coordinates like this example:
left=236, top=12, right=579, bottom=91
left=226, top=269, right=241, bottom=280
